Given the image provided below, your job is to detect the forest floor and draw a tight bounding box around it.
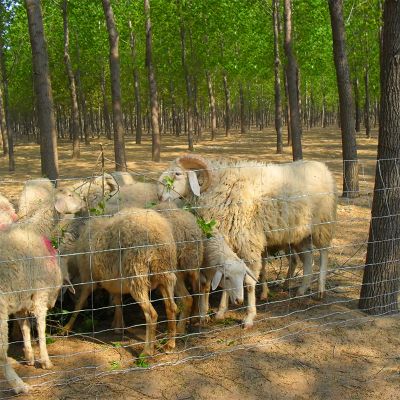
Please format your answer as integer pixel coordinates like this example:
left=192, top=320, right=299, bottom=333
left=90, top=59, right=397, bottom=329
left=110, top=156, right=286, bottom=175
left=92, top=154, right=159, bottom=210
left=0, top=127, right=399, bottom=400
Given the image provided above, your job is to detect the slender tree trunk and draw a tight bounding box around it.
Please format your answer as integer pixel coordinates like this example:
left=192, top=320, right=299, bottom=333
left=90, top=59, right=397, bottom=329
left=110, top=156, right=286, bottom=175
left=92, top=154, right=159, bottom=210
left=354, top=77, right=361, bottom=133
left=273, top=0, right=283, bottom=154
left=62, top=0, right=80, bottom=159
left=359, top=0, right=400, bottom=315
left=129, top=20, right=142, bottom=145
left=0, top=72, right=7, bottom=156
left=223, top=71, right=231, bottom=137
left=239, top=82, right=246, bottom=134
left=103, top=0, right=126, bottom=171
left=283, top=0, right=302, bottom=160
left=25, top=0, right=58, bottom=180
left=75, top=34, right=90, bottom=145
left=178, top=3, right=194, bottom=151
left=101, top=66, right=112, bottom=140
left=144, top=0, right=161, bottom=161
left=284, top=68, right=291, bottom=145
left=328, top=0, right=359, bottom=198
left=206, top=70, right=217, bottom=140
left=364, top=66, right=371, bottom=138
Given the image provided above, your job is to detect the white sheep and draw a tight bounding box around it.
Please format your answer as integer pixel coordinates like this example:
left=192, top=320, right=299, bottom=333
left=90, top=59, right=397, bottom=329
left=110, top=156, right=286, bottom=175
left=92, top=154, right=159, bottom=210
left=62, top=207, right=178, bottom=356
left=154, top=202, right=256, bottom=332
left=0, top=193, right=17, bottom=229
left=0, top=183, right=85, bottom=394
left=157, top=154, right=337, bottom=328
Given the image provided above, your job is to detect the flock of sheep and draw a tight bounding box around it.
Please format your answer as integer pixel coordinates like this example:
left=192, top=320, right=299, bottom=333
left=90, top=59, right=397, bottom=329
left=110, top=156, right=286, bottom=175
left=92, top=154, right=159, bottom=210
left=0, top=154, right=338, bottom=394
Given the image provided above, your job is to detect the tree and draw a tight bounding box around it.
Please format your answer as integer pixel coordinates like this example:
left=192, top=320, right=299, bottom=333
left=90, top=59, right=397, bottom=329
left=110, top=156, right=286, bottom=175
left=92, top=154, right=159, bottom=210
left=144, top=0, right=161, bottom=162
left=272, top=0, right=283, bottom=154
left=359, top=0, right=400, bottom=315
left=103, top=0, right=127, bottom=171
left=283, top=0, right=302, bottom=161
left=328, top=0, right=359, bottom=198
left=62, top=0, right=80, bottom=159
left=25, top=0, right=58, bottom=180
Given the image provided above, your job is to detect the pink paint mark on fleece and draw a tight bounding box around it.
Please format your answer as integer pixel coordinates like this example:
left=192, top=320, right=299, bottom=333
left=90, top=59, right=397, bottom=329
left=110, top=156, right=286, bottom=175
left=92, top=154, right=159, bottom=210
left=42, top=236, right=58, bottom=260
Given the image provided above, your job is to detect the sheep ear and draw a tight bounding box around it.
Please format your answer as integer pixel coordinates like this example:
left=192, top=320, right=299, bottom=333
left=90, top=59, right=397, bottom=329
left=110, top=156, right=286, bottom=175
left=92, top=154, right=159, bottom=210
left=187, top=171, right=201, bottom=196
left=54, top=198, right=66, bottom=214
left=211, top=270, right=223, bottom=291
left=245, top=266, right=258, bottom=283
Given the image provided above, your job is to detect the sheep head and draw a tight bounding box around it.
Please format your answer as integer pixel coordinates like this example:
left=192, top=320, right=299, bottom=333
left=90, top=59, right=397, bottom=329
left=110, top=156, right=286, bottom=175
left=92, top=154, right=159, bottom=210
left=54, top=188, right=86, bottom=215
left=157, top=154, right=213, bottom=202
left=211, top=259, right=258, bottom=306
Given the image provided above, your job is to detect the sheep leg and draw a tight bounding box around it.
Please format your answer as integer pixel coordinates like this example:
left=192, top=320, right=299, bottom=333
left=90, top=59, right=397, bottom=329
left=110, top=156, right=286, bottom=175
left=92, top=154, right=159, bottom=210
left=63, top=284, right=92, bottom=333
left=159, top=284, right=177, bottom=351
left=283, top=252, right=298, bottom=290
left=16, top=314, right=34, bottom=366
left=296, top=247, right=314, bottom=297
left=215, top=290, right=229, bottom=320
left=33, top=304, right=53, bottom=369
left=131, top=290, right=158, bottom=356
left=174, top=277, right=192, bottom=334
left=198, top=280, right=211, bottom=324
left=243, top=274, right=257, bottom=329
left=318, top=249, right=328, bottom=299
left=111, top=294, right=125, bottom=332
left=0, top=314, right=29, bottom=394
left=259, top=259, right=269, bottom=301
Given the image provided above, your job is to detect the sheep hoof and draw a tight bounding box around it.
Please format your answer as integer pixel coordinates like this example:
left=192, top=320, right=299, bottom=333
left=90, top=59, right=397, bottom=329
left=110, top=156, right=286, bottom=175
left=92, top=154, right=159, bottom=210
left=14, top=382, right=30, bottom=394
left=200, top=315, right=210, bottom=325
left=41, top=359, right=53, bottom=370
left=243, top=316, right=255, bottom=330
left=317, top=291, right=325, bottom=300
left=26, top=359, right=35, bottom=367
left=214, top=311, right=226, bottom=320
left=296, top=287, right=306, bottom=297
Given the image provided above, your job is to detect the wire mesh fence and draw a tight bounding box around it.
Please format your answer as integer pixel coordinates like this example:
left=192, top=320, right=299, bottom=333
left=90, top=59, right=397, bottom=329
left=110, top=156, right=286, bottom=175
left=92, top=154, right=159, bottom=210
left=0, top=156, right=398, bottom=398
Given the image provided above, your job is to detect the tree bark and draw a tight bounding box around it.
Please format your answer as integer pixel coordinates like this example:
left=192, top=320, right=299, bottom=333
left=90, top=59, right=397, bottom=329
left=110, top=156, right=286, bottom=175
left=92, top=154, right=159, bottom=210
left=129, top=20, right=142, bottom=145
left=144, top=0, right=161, bottom=161
left=273, top=0, right=283, bottom=153
left=328, top=0, right=359, bottom=198
left=206, top=70, right=217, bottom=140
left=359, top=0, right=400, bottom=315
left=25, top=0, right=58, bottom=180
left=364, top=66, right=371, bottom=138
left=283, top=0, right=302, bottom=160
left=354, top=77, right=361, bottom=133
left=223, top=71, right=231, bottom=137
left=62, top=0, right=80, bottom=159
left=103, top=0, right=126, bottom=171
left=239, top=82, right=246, bottom=134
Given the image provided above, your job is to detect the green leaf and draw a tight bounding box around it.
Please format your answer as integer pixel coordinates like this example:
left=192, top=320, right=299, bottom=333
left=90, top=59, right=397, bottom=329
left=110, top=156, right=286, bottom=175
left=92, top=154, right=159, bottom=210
left=135, top=353, right=150, bottom=368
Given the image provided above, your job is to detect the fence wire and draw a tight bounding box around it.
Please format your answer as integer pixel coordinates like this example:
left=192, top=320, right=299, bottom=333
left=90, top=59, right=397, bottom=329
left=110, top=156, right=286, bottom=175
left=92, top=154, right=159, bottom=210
left=0, top=157, right=398, bottom=398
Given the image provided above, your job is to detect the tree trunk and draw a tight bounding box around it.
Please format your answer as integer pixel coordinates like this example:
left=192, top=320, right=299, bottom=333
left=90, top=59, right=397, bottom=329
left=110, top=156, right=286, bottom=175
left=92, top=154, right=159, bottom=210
left=354, top=77, right=361, bottom=133
left=103, top=0, right=126, bottom=171
left=328, top=0, right=359, bottom=198
left=364, top=66, right=371, bottom=138
left=283, top=0, right=302, bottom=160
left=62, top=0, right=80, bottom=159
left=25, top=0, right=58, bottom=180
left=273, top=0, right=283, bottom=153
left=144, top=0, right=161, bottom=161
left=206, top=70, right=216, bottom=140
left=129, top=20, right=142, bottom=145
left=359, top=0, right=400, bottom=315
left=239, top=82, right=246, bottom=134
left=223, top=71, right=231, bottom=137
left=101, top=66, right=112, bottom=140
left=178, top=2, right=194, bottom=151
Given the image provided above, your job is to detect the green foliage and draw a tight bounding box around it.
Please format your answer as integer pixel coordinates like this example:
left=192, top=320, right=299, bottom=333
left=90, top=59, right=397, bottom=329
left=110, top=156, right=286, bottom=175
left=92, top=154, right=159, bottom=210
left=89, top=199, right=106, bottom=216
left=163, top=176, right=175, bottom=193
left=196, top=217, right=217, bottom=238
left=45, top=335, right=56, bottom=345
left=109, top=360, right=121, bottom=371
left=135, top=353, right=150, bottom=368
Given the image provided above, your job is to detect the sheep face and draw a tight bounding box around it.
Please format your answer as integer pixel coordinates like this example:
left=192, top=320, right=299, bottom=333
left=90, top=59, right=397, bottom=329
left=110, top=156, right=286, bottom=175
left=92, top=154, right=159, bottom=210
left=211, top=259, right=256, bottom=305
left=157, top=168, right=200, bottom=202
left=54, top=189, right=86, bottom=215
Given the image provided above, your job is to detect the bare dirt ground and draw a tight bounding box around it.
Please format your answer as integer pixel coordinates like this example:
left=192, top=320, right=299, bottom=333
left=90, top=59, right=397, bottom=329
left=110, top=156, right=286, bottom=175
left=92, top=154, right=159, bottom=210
left=0, top=127, right=399, bottom=400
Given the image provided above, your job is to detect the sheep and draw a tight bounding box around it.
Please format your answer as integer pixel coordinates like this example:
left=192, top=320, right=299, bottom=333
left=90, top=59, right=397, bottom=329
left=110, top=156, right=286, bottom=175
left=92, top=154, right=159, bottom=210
left=62, top=207, right=178, bottom=356
left=157, top=154, right=337, bottom=328
left=0, top=184, right=86, bottom=394
left=154, top=202, right=257, bottom=332
left=0, top=193, right=17, bottom=229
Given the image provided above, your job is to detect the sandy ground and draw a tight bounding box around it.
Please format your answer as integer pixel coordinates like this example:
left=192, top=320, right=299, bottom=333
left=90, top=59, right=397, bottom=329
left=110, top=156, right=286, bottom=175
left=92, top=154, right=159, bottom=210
left=0, top=127, right=399, bottom=399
